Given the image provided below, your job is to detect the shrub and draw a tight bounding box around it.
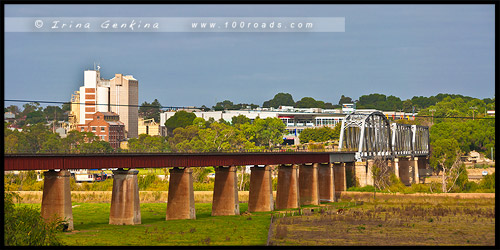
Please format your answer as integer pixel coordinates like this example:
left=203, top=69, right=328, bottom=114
left=347, top=185, right=375, bottom=192
left=139, top=173, right=159, bottom=190
left=479, top=172, right=495, bottom=190
left=4, top=192, right=64, bottom=246
left=193, top=182, right=214, bottom=191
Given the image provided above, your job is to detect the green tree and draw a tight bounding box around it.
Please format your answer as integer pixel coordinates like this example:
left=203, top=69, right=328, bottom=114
left=79, top=140, right=114, bottom=153
left=168, top=125, right=200, bottom=152
left=298, top=124, right=340, bottom=144
left=40, top=133, right=63, bottom=153
left=139, top=99, right=162, bottom=122
left=213, top=100, right=240, bottom=111
left=262, top=93, right=295, bottom=108
left=253, top=117, right=286, bottom=148
left=17, top=123, right=53, bottom=153
left=231, top=114, right=251, bottom=126
left=164, top=111, right=197, bottom=135
left=295, top=97, right=325, bottom=108
left=128, top=134, right=169, bottom=153
left=338, top=95, right=353, bottom=105
left=192, top=117, right=207, bottom=129
left=5, top=105, right=21, bottom=114
left=43, top=106, right=66, bottom=122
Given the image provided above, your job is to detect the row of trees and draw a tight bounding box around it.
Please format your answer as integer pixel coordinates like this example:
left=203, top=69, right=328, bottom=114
left=355, top=93, right=494, bottom=112
left=4, top=111, right=288, bottom=154
left=4, top=123, right=115, bottom=154
left=165, top=112, right=286, bottom=152
left=5, top=102, right=70, bottom=127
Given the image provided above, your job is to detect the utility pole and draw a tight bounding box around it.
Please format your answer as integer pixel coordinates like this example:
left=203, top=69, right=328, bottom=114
left=469, top=106, right=477, bottom=120
left=429, top=109, right=436, bottom=125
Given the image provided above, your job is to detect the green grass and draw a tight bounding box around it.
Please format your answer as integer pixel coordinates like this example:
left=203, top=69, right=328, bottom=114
left=18, top=202, right=271, bottom=246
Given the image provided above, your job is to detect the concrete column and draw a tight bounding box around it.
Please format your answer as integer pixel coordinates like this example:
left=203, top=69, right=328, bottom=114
left=166, top=167, right=195, bottom=220
left=354, top=161, right=367, bottom=187
left=212, top=166, right=239, bottom=216
left=417, top=156, right=430, bottom=182
left=276, top=164, right=300, bottom=210
left=366, top=159, right=375, bottom=186
left=248, top=165, right=274, bottom=212
left=333, top=162, right=346, bottom=201
left=299, top=163, right=320, bottom=206
left=398, top=157, right=411, bottom=186
left=392, top=158, right=400, bottom=178
left=109, top=169, right=141, bottom=225
left=318, top=163, right=334, bottom=203
left=344, top=162, right=356, bottom=188
left=411, top=157, right=419, bottom=184
left=41, top=170, right=73, bottom=231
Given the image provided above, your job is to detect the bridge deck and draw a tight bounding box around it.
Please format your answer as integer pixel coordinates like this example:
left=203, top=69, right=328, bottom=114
left=4, top=152, right=357, bottom=171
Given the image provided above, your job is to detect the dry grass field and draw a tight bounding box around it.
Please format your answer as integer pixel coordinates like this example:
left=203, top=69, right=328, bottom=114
left=10, top=190, right=277, bottom=204
left=268, top=193, right=495, bottom=246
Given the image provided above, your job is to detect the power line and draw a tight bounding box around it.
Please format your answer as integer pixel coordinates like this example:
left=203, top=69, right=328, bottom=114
left=4, top=99, right=495, bottom=120
left=4, top=99, right=195, bottom=110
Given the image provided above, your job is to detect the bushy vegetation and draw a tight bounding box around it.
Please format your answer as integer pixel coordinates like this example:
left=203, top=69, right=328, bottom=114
left=347, top=171, right=494, bottom=194
left=4, top=171, right=44, bottom=191
left=4, top=124, right=114, bottom=154
left=298, top=123, right=341, bottom=144
left=4, top=192, right=64, bottom=246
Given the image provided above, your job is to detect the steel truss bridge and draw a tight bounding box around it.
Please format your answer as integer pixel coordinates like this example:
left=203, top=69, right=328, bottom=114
left=339, top=111, right=430, bottom=161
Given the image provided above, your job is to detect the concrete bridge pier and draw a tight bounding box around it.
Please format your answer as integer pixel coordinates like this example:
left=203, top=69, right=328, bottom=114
left=318, top=163, right=334, bottom=203
left=366, top=159, right=375, bottom=186
left=410, top=157, right=420, bottom=184
left=344, top=162, right=356, bottom=188
left=354, top=161, right=368, bottom=187
left=417, top=157, right=430, bottom=183
left=41, top=170, right=73, bottom=231
left=109, top=169, right=141, bottom=225
left=166, top=167, right=195, bottom=220
left=212, top=166, right=239, bottom=216
left=398, top=157, right=411, bottom=186
left=333, top=162, right=346, bottom=201
left=276, top=164, right=300, bottom=210
left=248, top=165, right=274, bottom=212
left=299, top=163, right=320, bottom=206
left=391, top=158, right=400, bottom=178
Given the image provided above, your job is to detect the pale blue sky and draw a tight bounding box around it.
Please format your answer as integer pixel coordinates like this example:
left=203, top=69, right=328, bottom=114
left=4, top=4, right=495, bottom=108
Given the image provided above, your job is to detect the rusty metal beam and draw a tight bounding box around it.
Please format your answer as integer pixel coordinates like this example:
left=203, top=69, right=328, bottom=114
left=4, top=152, right=356, bottom=171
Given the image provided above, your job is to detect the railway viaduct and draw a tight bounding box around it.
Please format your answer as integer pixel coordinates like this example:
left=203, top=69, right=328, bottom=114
left=4, top=111, right=430, bottom=230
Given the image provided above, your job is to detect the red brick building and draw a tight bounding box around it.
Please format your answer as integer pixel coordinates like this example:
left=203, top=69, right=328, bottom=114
left=77, top=112, right=125, bottom=149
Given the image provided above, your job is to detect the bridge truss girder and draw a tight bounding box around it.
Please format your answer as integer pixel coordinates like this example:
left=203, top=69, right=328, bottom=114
left=339, top=112, right=429, bottom=161
left=339, top=112, right=393, bottom=162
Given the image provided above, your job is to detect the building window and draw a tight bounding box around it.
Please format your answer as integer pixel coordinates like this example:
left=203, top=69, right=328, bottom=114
left=80, top=127, right=85, bottom=132
left=101, top=126, right=106, bottom=132
left=91, top=126, right=96, bottom=132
